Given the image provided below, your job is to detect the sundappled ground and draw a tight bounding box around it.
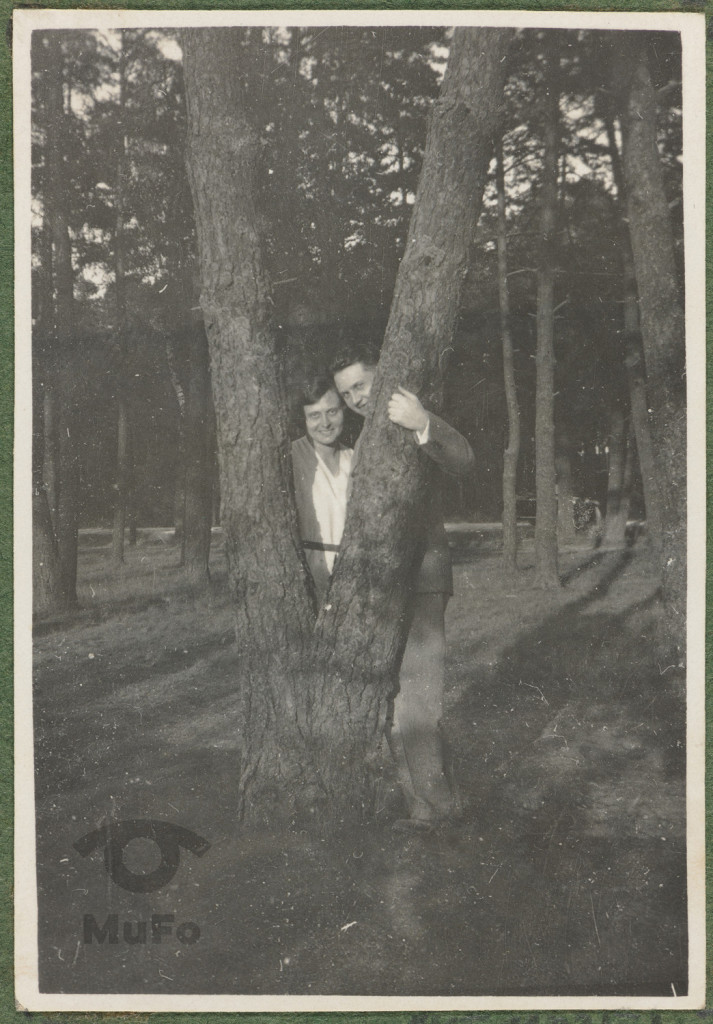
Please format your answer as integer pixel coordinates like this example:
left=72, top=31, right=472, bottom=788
left=31, top=529, right=687, bottom=996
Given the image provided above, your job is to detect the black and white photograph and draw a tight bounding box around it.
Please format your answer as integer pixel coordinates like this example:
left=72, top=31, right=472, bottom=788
left=14, top=8, right=705, bottom=1012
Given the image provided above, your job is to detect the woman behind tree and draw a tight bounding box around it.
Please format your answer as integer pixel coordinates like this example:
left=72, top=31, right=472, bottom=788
left=291, top=374, right=353, bottom=604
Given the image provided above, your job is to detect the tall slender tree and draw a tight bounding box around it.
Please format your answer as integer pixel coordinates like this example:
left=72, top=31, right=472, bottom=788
left=495, top=137, right=520, bottom=572
left=618, top=35, right=686, bottom=653
left=534, top=37, right=561, bottom=587
left=604, top=115, right=663, bottom=557
left=112, top=34, right=131, bottom=565
left=46, top=31, right=81, bottom=607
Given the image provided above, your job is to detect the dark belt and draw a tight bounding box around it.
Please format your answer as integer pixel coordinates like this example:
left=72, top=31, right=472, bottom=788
left=302, top=541, right=340, bottom=552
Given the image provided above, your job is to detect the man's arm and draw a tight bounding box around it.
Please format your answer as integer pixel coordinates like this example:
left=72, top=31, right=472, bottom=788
left=387, top=387, right=475, bottom=478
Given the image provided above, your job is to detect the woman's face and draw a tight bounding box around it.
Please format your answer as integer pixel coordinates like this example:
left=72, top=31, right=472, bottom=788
left=303, top=388, right=344, bottom=447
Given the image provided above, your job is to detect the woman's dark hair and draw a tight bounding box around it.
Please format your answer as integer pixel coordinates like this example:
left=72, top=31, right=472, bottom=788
left=298, top=371, right=340, bottom=407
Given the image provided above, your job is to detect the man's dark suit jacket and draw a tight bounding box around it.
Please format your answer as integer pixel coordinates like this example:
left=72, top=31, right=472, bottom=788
left=411, top=412, right=475, bottom=594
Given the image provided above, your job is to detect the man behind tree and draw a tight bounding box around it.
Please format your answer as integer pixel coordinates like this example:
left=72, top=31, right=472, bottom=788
left=332, top=346, right=475, bottom=832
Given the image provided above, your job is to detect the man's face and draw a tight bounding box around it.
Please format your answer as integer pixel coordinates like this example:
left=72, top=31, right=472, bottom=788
left=303, top=388, right=344, bottom=447
left=333, top=362, right=375, bottom=417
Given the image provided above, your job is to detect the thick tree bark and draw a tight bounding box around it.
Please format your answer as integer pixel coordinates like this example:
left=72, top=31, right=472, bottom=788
left=605, top=116, right=663, bottom=558
left=619, top=40, right=686, bottom=652
left=182, top=325, right=213, bottom=581
left=495, top=137, right=520, bottom=572
left=311, top=26, right=513, bottom=797
left=183, top=28, right=317, bottom=817
left=183, top=26, right=512, bottom=822
left=534, top=46, right=560, bottom=587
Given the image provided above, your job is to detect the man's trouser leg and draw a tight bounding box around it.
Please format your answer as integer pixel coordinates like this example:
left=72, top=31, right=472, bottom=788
left=388, top=592, right=458, bottom=821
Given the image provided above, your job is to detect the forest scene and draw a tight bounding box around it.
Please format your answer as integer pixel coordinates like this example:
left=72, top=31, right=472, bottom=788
left=29, top=21, right=691, bottom=998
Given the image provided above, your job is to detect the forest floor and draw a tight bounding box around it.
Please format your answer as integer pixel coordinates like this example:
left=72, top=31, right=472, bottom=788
left=31, top=529, right=688, bottom=999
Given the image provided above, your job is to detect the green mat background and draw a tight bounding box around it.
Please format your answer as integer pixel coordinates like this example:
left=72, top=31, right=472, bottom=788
left=0, top=1, right=707, bottom=1021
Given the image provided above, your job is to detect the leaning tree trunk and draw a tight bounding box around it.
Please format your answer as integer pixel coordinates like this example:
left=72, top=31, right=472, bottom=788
left=183, top=26, right=512, bottom=823
left=495, top=136, right=520, bottom=573
left=619, top=40, right=686, bottom=654
left=311, top=26, right=513, bottom=803
left=534, top=45, right=560, bottom=588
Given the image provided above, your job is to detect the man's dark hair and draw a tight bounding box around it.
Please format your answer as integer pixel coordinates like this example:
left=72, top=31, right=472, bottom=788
left=329, top=342, right=379, bottom=376
left=298, top=371, right=340, bottom=408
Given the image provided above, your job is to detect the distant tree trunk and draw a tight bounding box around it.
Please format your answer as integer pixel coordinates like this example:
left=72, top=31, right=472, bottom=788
left=605, top=115, right=663, bottom=558
left=183, top=325, right=213, bottom=581
left=625, top=335, right=663, bottom=553
left=166, top=339, right=186, bottom=555
left=112, top=38, right=129, bottom=566
left=619, top=39, right=686, bottom=652
left=183, top=26, right=512, bottom=822
left=112, top=402, right=130, bottom=564
left=33, top=450, right=68, bottom=618
left=601, top=403, right=630, bottom=548
left=555, top=428, right=576, bottom=547
left=47, top=31, right=79, bottom=608
left=534, top=47, right=560, bottom=588
left=42, top=384, right=59, bottom=527
left=33, top=245, right=67, bottom=615
left=495, top=137, right=520, bottom=572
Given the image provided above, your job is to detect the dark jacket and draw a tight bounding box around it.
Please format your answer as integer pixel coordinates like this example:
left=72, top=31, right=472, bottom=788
left=411, top=412, right=475, bottom=594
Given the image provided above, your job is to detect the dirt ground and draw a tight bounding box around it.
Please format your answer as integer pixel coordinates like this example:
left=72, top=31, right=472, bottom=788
left=31, top=531, right=687, bottom=997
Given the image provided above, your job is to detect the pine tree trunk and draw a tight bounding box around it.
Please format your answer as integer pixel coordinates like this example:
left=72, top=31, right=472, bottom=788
left=183, top=27, right=318, bottom=817
left=33, top=58, right=67, bottom=617
left=112, top=38, right=129, bottom=567
left=183, top=26, right=512, bottom=823
left=33, top=360, right=69, bottom=615
left=42, top=385, right=59, bottom=528
left=496, top=137, right=520, bottom=572
left=534, top=47, right=560, bottom=588
left=555, top=429, right=576, bottom=547
left=47, top=32, right=79, bottom=608
left=605, top=116, right=663, bottom=558
left=311, top=25, right=513, bottom=807
left=601, top=403, right=630, bottom=549
left=620, top=40, right=686, bottom=653
left=183, top=325, right=213, bottom=582
left=112, top=399, right=129, bottom=564
left=624, top=333, right=664, bottom=555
